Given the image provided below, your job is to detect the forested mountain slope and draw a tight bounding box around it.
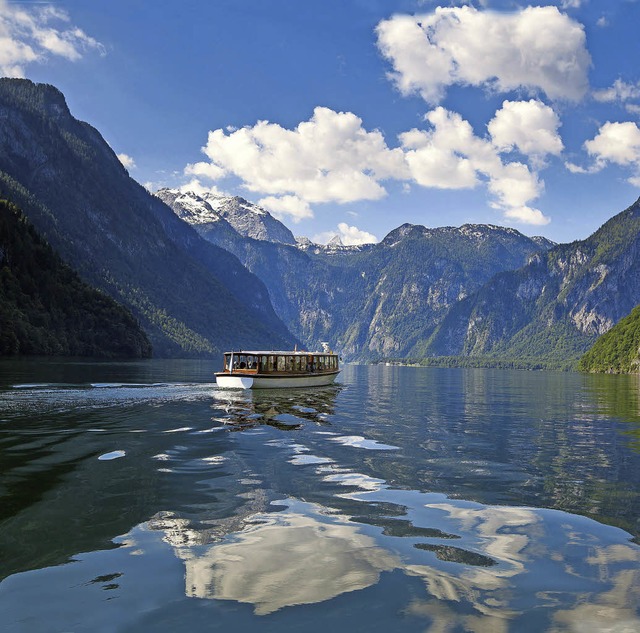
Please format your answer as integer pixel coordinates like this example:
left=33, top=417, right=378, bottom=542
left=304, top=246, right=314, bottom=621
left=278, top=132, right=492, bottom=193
left=578, top=304, right=640, bottom=373
left=0, top=79, right=295, bottom=357
left=0, top=198, right=151, bottom=357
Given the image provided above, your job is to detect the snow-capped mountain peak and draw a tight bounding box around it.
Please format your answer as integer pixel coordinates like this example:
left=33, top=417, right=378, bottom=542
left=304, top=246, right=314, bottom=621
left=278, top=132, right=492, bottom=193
left=156, top=189, right=296, bottom=245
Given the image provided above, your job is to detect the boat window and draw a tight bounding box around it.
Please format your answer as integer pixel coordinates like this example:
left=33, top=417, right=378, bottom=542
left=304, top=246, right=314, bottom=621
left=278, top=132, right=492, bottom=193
left=277, top=355, right=286, bottom=372
left=261, top=355, right=268, bottom=372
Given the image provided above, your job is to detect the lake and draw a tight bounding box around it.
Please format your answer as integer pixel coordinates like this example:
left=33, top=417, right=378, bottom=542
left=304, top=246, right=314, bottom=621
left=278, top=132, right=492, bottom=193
left=0, top=358, right=639, bottom=632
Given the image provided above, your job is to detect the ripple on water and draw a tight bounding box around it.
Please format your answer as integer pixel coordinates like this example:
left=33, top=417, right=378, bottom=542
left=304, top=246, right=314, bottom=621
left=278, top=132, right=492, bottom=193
left=329, top=435, right=399, bottom=451
left=97, top=450, right=126, bottom=461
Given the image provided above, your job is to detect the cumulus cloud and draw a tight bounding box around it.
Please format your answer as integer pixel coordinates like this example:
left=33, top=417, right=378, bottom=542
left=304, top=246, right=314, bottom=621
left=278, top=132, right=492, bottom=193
left=190, top=106, right=408, bottom=205
left=184, top=160, right=226, bottom=181
left=313, top=223, right=378, bottom=246
left=187, top=103, right=552, bottom=227
left=178, top=178, right=225, bottom=197
left=258, top=195, right=313, bottom=223
left=0, top=0, right=103, bottom=77
left=585, top=121, right=640, bottom=166
left=400, top=107, right=549, bottom=224
left=375, top=5, right=590, bottom=104
left=503, top=206, right=551, bottom=225
left=488, top=100, right=564, bottom=165
left=117, top=153, right=136, bottom=170
left=569, top=121, right=640, bottom=186
left=593, top=79, right=640, bottom=115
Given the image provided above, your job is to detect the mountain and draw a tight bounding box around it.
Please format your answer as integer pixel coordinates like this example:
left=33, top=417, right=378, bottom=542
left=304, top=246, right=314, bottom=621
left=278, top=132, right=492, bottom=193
left=424, top=197, right=640, bottom=367
left=156, top=188, right=296, bottom=245
left=163, top=188, right=553, bottom=360
left=0, top=198, right=151, bottom=357
left=0, top=79, right=295, bottom=357
left=578, top=304, right=640, bottom=373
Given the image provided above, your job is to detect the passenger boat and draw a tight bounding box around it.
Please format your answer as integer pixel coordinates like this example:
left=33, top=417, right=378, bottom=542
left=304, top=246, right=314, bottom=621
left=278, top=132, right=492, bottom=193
left=215, top=345, right=340, bottom=389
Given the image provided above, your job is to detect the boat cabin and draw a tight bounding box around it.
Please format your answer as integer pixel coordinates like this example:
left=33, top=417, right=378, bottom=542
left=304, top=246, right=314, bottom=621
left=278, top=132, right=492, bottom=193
left=222, top=351, right=339, bottom=375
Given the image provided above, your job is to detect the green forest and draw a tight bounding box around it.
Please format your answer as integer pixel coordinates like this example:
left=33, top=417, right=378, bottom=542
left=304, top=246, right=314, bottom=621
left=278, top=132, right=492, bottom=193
left=0, top=198, right=151, bottom=358
left=578, top=304, right=640, bottom=373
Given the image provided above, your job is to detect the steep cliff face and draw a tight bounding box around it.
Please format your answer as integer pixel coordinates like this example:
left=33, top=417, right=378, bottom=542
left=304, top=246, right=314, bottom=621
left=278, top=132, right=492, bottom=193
left=165, top=190, right=552, bottom=359
left=0, top=79, right=295, bottom=356
left=426, top=198, right=640, bottom=365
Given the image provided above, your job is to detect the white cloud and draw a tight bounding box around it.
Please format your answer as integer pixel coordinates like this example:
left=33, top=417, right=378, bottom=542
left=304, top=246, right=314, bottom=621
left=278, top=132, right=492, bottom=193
left=336, top=222, right=378, bottom=245
left=178, top=178, right=225, bottom=197
left=570, top=121, right=640, bottom=187
left=117, top=153, right=136, bottom=170
left=190, top=106, right=408, bottom=206
left=184, top=160, right=226, bottom=181
left=375, top=5, right=590, bottom=104
left=593, top=79, right=640, bottom=103
left=258, top=195, right=313, bottom=223
left=0, top=0, right=103, bottom=77
left=585, top=121, right=640, bottom=166
left=503, top=206, right=550, bottom=226
left=400, top=107, right=548, bottom=224
left=488, top=100, right=564, bottom=164
left=313, top=223, right=378, bottom=246
left=185, top=104, right=551, bottom=227
left=564, top=161, right=599, bottom=175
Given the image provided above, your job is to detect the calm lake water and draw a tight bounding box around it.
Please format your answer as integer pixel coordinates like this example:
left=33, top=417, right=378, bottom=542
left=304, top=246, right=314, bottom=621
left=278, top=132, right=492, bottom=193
left=1, top=359, right=639, bottom=632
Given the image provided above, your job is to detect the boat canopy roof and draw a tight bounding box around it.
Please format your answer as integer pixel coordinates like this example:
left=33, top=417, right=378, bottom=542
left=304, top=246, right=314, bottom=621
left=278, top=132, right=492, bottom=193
left=223, top=350, right=337, bottom=356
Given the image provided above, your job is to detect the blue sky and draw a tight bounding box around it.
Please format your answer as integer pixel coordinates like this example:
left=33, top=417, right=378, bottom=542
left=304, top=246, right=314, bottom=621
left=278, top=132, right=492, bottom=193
left=2, top=0, right=640, bottom=245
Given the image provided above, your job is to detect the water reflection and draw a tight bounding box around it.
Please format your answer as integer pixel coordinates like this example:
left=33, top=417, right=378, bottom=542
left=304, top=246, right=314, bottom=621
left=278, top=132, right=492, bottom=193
left=151, top=498, right=399, bottom=615
left=211, top=384, right=341, bottom=430
left=1, top=361, right=640, bottom=632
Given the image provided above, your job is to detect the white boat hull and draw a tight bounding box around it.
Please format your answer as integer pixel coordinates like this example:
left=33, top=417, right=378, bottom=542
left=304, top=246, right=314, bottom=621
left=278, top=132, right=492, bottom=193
left=215, top=371, right=339, bottom=390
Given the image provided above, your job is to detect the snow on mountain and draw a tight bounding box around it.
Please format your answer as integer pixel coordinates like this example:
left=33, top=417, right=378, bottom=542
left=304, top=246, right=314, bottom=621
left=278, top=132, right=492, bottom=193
left=156, top=189, right=297, bottom=245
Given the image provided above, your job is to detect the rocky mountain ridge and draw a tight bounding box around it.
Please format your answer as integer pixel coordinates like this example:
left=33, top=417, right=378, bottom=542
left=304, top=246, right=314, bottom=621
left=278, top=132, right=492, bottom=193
left=165, top=189, right=554, bottom=359
left=424, top=197, right=640, bottom=366
left=156, top=188, right=296, bottom=245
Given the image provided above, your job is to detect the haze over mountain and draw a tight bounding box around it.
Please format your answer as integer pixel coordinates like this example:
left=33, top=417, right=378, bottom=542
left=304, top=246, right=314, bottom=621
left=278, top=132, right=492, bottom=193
left=0, top=78, right=295, bottom=357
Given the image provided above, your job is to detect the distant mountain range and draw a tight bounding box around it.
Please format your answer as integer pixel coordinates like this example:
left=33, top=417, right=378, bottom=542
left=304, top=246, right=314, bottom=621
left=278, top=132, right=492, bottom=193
left=2, top=78, right=639, bottom=370
left=159, top=188, right=555, bottom=359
